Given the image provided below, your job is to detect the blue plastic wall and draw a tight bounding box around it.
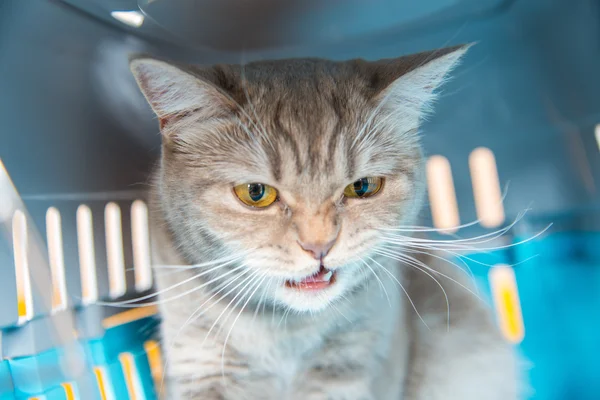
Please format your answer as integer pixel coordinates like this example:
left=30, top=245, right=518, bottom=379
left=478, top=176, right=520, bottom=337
left=0, top=0, right=599, bottom=398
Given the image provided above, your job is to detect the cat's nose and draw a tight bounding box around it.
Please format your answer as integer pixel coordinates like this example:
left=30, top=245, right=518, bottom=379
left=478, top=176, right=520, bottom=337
left=297, top=239, right=336, bottom=260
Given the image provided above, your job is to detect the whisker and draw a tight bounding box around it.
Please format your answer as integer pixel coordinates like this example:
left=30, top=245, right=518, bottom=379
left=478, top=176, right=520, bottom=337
left=161, top=269, right=259, bottom=393
left=154, top=252, right=246, bottom=270
left=381, top=214, right=519, bottom=248
left=168, top=270, right=253, bottom=354
left=379, top=248, right=481, bottom=302
left=271, top=287, right=278, bottom=326
left=358, top=257, right=391, bottom=307
left=253, top=276, right=271, bottom=323
left=410, top=247, right=497, bottom=269
left=97, top=261, right=248, bottom=308
left=381, top=244, right=479, bottom=290
left=365, top=255, right=430, bottom=330
left=216, top=271, right=266, bottom=340
left=200, top=270, right=264, bottom=350
left=261, top=278, right=274, bottom=319
left=380, top=210, right=550, bottom=256
left=277, top=305, right=293, bottom=330
left=158, top=269, right=249, bottom=394
left=390, top=220, right=552, bottom=255
left=374, top=249, right=450, bottom=332
left=220, top=273, right=268, bottom=378
left=99, top=255, right=244, bottom=306
left=381, top=189, right=514, bottom=234
left=328, top=300, right=352, bottom=324
left=383, top=208, right=526, bottom=242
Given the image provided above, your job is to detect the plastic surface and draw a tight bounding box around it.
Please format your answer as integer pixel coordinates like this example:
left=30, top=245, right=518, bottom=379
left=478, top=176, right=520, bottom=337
left=466, top=231, right=600, bottom=400
left=0, top=0, right=599, bottom=398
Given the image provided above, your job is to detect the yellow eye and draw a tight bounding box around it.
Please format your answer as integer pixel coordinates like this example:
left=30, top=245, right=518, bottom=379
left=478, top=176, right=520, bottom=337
left=343, top=177, right=384, bottom=199
left=233, top=183, right=278, bottom=208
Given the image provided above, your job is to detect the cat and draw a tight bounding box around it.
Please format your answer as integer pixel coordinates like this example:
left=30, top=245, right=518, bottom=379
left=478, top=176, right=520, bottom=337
left=129, top=44, right=522, bottom=399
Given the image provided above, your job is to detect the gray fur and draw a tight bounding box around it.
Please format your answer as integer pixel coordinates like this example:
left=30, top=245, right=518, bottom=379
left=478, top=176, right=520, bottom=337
left=130, top=45, right=521, bottom=399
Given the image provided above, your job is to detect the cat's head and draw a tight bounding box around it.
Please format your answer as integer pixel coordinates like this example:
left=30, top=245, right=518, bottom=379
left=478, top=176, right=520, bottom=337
left=130, top=46, right=470, bottom=313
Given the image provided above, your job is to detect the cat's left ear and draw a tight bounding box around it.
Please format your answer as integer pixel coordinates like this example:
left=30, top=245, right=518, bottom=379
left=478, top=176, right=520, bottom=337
left=129, top=57, right=234, bottom=133
left=370, top=43, right=473, bottom=122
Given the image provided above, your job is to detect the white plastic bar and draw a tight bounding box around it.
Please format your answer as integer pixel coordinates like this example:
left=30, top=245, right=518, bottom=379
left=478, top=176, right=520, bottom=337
left=12, top=210, right=34, bottom=324
left=426, top=155, right=460, bottom=234
left=46, top=207, right=68, bottom=312
left=0, top=159, right=15, bottom=223
left=489, top=265, right=525, bottom=343
left=94, top=366, right=116, bottom=400
left=131, top=200, right=153, bottom=292
left=119, top=352, right=147, bottom=400
left=595, top=124, right=600, bottom=151
left=77, top=205, right=98, bottom=305
left=105, top=202, right=126, bottom=299
left=469, top=147, right=505, bottom=228
left=1, top=159, right=84, bottom=373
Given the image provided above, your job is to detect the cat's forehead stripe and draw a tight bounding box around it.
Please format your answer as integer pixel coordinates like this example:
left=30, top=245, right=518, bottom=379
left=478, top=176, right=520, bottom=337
left=272, top=100, right=303, bottom=177
left=261, top=88, right=357, bottom=182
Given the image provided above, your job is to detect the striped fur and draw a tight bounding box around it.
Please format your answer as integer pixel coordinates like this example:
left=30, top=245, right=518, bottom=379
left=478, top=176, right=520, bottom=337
left=130, top=45, right=521, bottom=399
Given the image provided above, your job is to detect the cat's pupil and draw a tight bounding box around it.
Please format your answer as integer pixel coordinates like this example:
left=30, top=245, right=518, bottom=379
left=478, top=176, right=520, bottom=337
left=353, top=178, right=369, bottom=196
left=248, top=183, right=265, bottom=201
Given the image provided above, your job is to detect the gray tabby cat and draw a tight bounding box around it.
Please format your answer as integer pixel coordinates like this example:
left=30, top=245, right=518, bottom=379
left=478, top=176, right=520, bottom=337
left=129, top=44, right=521, bottom=399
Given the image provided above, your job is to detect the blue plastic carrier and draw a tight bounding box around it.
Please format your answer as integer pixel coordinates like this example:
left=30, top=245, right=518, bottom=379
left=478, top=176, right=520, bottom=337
left=1, top=0, right=599, bottom=398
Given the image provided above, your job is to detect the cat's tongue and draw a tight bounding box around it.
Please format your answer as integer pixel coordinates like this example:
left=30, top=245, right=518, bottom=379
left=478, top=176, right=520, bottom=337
left=286, top=266, right=335, bottom=291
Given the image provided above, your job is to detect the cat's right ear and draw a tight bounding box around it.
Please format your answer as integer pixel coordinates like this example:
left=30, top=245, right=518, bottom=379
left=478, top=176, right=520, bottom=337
left=129, top=58, right=233, bottom=132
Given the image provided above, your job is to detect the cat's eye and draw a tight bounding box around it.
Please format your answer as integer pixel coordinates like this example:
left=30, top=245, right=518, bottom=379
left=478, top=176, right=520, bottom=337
left=343, top=177, right=384, bottom=199
left=233, top=183, right=278, bottom=208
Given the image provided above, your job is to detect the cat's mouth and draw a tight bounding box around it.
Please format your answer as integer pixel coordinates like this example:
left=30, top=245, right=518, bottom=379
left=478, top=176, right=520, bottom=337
left=285, top=265, right=336, bottom=291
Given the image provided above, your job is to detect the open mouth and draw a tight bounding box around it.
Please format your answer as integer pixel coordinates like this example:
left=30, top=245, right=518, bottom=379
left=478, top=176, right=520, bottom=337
left=285, top=265, right=336, bottom=291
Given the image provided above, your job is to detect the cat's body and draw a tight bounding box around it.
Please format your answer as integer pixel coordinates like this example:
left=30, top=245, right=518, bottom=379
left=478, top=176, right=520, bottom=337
left=131, top=46, right=521, bottom=399
left=151, top=213, right=518, bottom=400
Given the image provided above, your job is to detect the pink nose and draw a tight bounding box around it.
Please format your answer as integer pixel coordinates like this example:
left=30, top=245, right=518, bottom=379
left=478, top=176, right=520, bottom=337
left=297, top=239, right=336, bottom=260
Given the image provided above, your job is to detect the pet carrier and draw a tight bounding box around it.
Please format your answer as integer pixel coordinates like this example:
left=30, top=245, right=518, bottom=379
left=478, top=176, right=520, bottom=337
left=0, top=0, right=599, bottom=398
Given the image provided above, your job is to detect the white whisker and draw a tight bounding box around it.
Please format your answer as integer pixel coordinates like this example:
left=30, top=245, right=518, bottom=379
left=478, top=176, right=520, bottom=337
left=200, top=270, right=264, bottom=350
left=382, top=244, right=479, bottom=291
left=100, top=255, right=244, bottom=306
left=365, top=255, right=430, bottom=330
left=328, top=301, right=352, bottom=324
left=374, top=249, right=450, bottom=332
left=386, top=220, right=551, bottom=254
left=98, top=261, right=248, bottom=308
left=253, top=276, right=271, bottom=323
left=381, top=189, right=513, bottom=234
left=358, top=257, right=391, bottom=307
left=220, top=273, right=268, bottom=378
left=158, top=269, right=249, bottom=394
left=379, top=248, right=481, bottom=302
left=277, top=305, right=293, bottom=330
left=381, top=215, right=518, bottom=248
